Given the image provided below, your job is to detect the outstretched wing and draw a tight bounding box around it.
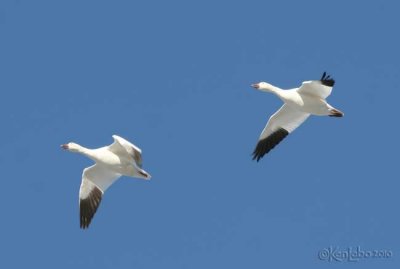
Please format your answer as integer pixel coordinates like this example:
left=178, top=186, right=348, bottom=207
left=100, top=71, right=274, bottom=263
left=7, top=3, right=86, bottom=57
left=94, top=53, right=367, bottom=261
left=297, top=72, right=335, bottom=99
left=252, top=104, right=310, bottom=161
left=79, top=164, right=120, bottom=229
left=108, top=135, right=143, bottom=167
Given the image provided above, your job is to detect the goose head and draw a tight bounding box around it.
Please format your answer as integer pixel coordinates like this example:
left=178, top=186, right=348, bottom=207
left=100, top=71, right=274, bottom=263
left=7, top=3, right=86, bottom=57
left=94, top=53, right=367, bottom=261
left=251, top=82, right=274, bottom=92
left=61, top=142, right=82, bottom=153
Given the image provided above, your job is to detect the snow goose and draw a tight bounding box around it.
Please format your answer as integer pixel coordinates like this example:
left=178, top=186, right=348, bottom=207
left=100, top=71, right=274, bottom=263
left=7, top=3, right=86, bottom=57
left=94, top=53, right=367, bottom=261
left=61, top=135, right=151, bottom=229
left=251, top=72, right=343, bottom=161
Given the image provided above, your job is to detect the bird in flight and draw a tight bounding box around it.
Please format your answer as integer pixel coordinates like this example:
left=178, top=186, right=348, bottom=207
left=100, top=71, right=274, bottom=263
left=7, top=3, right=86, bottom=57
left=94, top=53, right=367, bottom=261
left=251, top=72, right=343, bottom=161
left=61, top=135, right=151, bottom=229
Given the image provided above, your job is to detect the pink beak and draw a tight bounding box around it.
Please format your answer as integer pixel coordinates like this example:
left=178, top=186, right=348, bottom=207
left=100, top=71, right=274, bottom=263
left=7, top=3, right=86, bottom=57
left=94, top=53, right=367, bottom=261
left=61, top=144, right=68, bottom=150
left=251, top=83, right=259, bottom=89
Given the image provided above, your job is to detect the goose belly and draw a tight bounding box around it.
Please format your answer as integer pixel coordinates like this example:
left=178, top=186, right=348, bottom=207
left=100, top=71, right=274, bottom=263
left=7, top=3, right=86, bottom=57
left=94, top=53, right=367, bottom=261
left=96, top=154, right=138, bottom=175
left=286, top=95, right=331, bottom=115
left=95, top=153, right=123, bottom=167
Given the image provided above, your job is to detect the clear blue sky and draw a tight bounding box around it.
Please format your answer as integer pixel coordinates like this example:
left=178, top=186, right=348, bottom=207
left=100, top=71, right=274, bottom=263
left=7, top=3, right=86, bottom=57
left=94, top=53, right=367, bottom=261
left=1, top=0, right=399, bottom=268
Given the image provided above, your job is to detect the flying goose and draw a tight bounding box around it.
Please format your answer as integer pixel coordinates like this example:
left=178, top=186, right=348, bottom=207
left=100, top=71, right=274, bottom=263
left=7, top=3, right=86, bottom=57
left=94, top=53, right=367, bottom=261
left=61, top=135, right=151, bottom=229
left=251, top=72, right=343, bottom=161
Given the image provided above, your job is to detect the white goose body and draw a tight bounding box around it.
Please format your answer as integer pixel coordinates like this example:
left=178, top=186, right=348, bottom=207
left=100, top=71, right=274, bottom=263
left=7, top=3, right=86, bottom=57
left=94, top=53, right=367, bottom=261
left=83, top=147, right=143, bottom=177
left=82, top=147, right=123, bottom=167
left=62, top=135, right=151, bottom=229
left=251, top=72, right=343, bottom=161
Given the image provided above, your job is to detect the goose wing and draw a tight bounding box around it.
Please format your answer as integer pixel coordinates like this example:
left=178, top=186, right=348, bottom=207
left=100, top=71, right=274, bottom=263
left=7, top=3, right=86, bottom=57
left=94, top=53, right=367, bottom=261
left=79, top=164, right=120, bottom=229
left=252, top=104, right=310, bottom=161
left=108, top=135, right=143, bottom=167
left=297, top=72, right=335, bottom=99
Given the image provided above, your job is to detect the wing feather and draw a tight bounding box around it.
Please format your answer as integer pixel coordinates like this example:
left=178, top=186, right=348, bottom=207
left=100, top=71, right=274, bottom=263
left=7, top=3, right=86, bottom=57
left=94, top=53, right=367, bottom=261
left=79, top=164, right=120, bottom=229
left=297, top=72, right=335, bottom=99
left=108, top=135, right=143, bottom=167
left=252, top=104, right=309, bottom=161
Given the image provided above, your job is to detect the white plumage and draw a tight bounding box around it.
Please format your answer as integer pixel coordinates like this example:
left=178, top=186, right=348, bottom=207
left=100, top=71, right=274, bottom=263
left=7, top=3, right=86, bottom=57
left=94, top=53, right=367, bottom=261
left=251, top=72, right=343, bottom=161
left=61, top=135, right=151, bottom=229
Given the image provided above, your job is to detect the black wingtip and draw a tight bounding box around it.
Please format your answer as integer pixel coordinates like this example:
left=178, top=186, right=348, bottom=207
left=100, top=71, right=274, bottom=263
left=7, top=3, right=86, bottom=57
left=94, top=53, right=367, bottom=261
left=320, top=71, right=335, bottom=87
left=80, top=187, right=103, bottom=229
left=252, top=128, right=289, bottom=162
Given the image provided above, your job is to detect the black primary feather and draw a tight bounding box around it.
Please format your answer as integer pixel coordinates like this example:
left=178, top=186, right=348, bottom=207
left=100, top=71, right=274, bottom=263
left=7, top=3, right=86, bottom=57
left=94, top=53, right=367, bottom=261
left=252, top=128, right=289, bottom=162
left=80, top=186, right=103, bottom=229
left=320, top=72, right=335, bottom=87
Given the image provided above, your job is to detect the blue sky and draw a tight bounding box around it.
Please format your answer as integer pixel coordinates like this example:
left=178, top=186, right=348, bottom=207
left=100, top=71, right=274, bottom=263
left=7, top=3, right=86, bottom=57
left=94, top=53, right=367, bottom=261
left=1, top=0, right=399, bottom=268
